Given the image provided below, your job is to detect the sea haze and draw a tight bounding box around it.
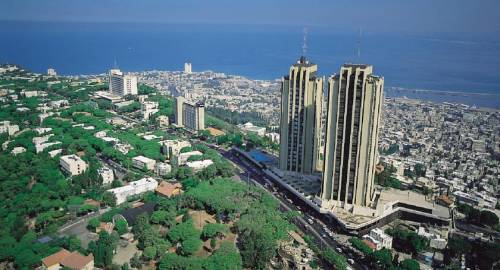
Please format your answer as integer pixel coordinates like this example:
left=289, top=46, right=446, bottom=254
left=1, top=21, right=499, bottom=98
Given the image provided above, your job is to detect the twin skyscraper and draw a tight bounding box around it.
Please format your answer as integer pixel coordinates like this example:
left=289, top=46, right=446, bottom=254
left=279, top=56, right=384, bottom=210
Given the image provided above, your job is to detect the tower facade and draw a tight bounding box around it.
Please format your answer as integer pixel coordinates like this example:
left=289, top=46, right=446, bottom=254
left=109, top=69, right=137, bottom=96
left=279, top=57, right=324, bottom=175
left=183, top=101, right=205, bottom=131
left=175, top=96, right=205, bottom=131
left=184, top=63, right=192, bottom=74
left=175, top=96, right=185, bottom=127
left=321, top=64, right=383, bottom=208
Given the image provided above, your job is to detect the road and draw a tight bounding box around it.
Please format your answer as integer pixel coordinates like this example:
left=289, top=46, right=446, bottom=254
left=215, top=146, right=367, bottom=270
left=58, top=208, right=110, bottom=248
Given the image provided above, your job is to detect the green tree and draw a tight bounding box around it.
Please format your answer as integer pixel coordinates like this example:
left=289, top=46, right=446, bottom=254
left=447, top=237, right=472, bottom=257
left=130, top=253, right=142, bottom=269
left=371, top=249, right=393, bottom=269
left=150, top=210, right=175, bottom=227
left=143, top=246, right=157, bottom=260
left=180, top=146, right=193, bottom=153
left=180, top=237, right=202, bottom=256
left=480, top=210, right=499, bottom=227
left=102, top=192, right=117, bottom=207
left=350, top=237, right=373, bottom=255
left=68, top=236, right=82, bottom=251
left=322, top=247, right=348, bottom=270
left=88, top=217, right=101, bottom=232
left=205, top=242, right=243, bottom=270
left=239, top=228, right=275, bottom=270
left=414, top=164, right=426, bottom=177
left=158, top=253, right=203, bottom=270
left=202, top=223, right=228, bottom=239
left=168, top=220, right=200, bottom=243
left=90, top=231, right=116, bottom=267
left=210, top=238, right=217, bottom=251
left=400, top=258, right=420, bottom=270
left=115, top=219, right=128, bottom=235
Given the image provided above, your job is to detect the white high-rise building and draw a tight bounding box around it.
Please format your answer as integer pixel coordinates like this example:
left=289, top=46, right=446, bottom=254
left=47, top=68, right=57, bottom=77
left=109, top=69, right=138, bottom=96
left=279, top=56, right=324, bottom=175
left=321, top=64, right=384, bottom=208
left=175, top=96, right=205, bottom=131
left=184, top=63, right=192, bottom=74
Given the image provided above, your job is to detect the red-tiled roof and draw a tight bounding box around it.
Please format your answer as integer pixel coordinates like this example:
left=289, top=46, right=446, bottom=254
left=362, top=239, right=377, bottom=250
left=42, top=249, right=71, bottom=267
left=156, top=181, right=182, bottom=198
left=60, top=252, right=94, bottom=270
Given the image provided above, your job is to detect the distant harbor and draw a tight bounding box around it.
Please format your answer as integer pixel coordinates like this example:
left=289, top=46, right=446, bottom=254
left=385, top=87, right=500, bottom=109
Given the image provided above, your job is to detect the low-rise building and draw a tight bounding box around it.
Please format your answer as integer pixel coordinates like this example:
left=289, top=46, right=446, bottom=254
left=132, top=155, right=156, bottom=171
left=157, top=115, right=169, bottom=127
left=36, top=141, right=61, bottom=153
left=20, top=90, right=43, bottom=98
left=98, top=166, right=114, bottom=185
left=430, top=238, right=447, bottom=250
left=141, top=101, right=159, bottom=120
left=155, top=181, right=182, bottom=198
left=238, top=122, right=266, bottom=136
left=33, top=134, right=53, bottom=145
left=108, top=177, right=158, bottom=205
left=161, top=140, right=191, bottom=158
left=34, top=127, right=53, bottom=135
left=362, top=228, right=393, bottom=250
left=48, top=149, right=63, bottom=158
left=154, top=162, right=172, bottom=176
left=60, top=154, right=88, bottom=176
left=49, top=99, right=69, bottom=109
left=11, top=146, right=26, bottom=155
left=39, top=112, right=54, bottom=123
left=265, top=132, right=280, bottom=143
left=0, top=120, right=19, bottom=135
left=177, top=150, right=203, bottom=165
left=94, top=130, right=107, bottom=138
left=186, top=159, right=213, bottom=173
left=42, top=249, right=94, bottom=270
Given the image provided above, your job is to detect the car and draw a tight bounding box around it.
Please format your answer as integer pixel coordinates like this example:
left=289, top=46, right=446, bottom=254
left=336, top=247, right=343, bottom=253
left=307, top=218, right=314, bottom=225
left=347, top=259, right=354, bottom=265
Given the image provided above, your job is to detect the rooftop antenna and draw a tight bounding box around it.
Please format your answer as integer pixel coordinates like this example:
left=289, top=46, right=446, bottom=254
left=302, top=26, right=308, bottom=57
left=356, top=27, right=362, bottom=61
left=113, top=59, right=119, bottom=69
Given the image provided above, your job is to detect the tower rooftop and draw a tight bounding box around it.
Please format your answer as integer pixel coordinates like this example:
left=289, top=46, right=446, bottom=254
left=294, top=56, right=315, bottom=67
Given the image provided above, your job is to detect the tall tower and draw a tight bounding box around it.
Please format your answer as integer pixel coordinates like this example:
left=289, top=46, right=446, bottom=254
left=184, top=63, right=192, bottom=74
left=175, top=96, right=185, bottom=127
left=279, top=56, right=323, bottom=175
left=321, top=64, right=383, bottom=208
left=109, top=69, right=137, bottom=96
left=109, top=69, right=124, bottom=95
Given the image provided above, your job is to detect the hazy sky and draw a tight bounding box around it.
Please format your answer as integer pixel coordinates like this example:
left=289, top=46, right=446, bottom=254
left=1, top=0, right=499, bottom=34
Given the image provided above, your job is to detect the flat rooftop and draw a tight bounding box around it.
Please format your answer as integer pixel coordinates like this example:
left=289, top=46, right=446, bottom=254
left=378, top=188, right=450, bottom=219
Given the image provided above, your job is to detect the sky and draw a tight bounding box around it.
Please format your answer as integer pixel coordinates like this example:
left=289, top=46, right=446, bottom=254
left=1, top=0, right=499, bottom=34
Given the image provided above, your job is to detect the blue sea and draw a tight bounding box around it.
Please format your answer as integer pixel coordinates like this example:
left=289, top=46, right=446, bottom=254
left=1, top=21, right=499, bottom=108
